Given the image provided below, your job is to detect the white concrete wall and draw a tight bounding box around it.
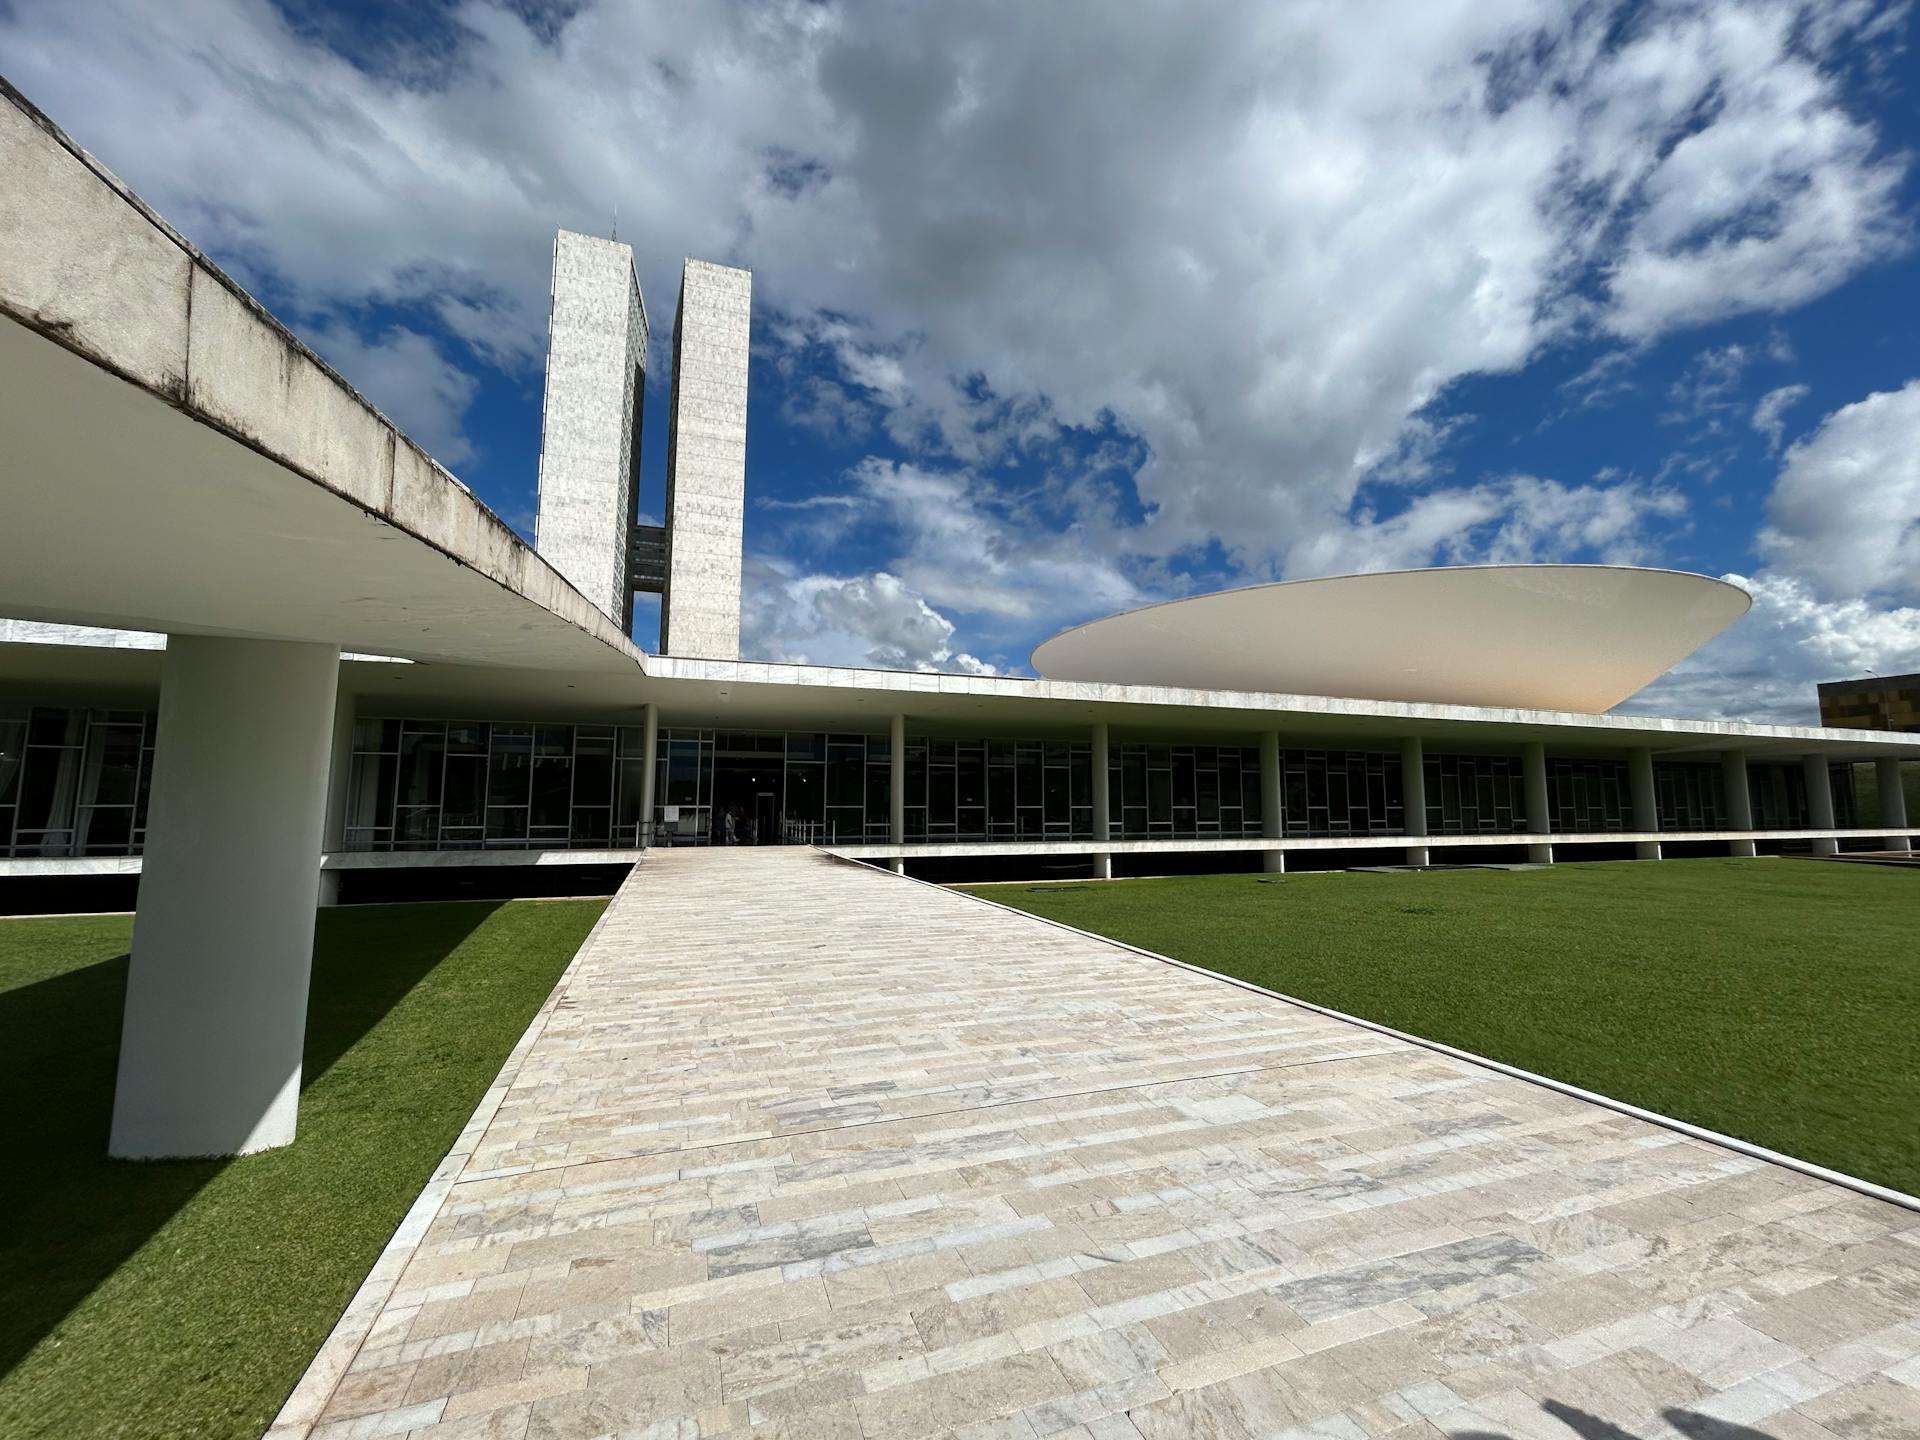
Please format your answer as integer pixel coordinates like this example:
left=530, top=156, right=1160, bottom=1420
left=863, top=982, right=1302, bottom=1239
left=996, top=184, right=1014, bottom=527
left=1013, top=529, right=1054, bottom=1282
left=661, top=259, right=750, bottom=659
left=110, top=636, right=339, bottom=1157
left=535, top=230, right=647, bottom=632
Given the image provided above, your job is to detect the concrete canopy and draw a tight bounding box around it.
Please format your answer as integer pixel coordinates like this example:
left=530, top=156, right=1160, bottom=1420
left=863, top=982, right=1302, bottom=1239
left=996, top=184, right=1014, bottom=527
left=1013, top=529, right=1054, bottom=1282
left=1032, top=566, right=1752, bottom=713
left=0, top=82, right=646, bottom=675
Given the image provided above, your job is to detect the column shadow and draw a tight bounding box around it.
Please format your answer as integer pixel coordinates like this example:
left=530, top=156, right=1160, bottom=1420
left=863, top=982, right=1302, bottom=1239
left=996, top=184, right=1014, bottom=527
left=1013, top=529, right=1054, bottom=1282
left=0, top=900, right=501, bottom=1381
left=1458, top=1400, right=1789, bottom=1440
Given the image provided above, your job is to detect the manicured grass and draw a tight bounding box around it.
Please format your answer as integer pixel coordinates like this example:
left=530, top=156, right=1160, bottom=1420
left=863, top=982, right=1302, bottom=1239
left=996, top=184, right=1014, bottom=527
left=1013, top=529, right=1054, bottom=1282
left=961, top=858, right=1920, bottom=1195
left=0, top=898, right=606, bottom=1440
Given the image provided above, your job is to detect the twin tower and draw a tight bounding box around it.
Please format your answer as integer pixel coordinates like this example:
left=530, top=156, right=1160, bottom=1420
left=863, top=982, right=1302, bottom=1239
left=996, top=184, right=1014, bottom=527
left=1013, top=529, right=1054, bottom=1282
left=533, top=231, right=750, bottom=658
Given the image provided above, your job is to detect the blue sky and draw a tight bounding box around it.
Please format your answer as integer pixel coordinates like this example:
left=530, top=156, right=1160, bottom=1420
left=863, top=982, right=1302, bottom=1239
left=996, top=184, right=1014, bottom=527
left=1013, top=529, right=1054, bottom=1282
left=4, top=0, right=1919, bottom=721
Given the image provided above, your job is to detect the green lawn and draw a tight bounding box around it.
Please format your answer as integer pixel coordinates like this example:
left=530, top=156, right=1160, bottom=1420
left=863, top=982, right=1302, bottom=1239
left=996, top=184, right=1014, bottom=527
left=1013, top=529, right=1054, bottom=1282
left=0, top=898, right=606, bottom=1440
left=961, top=858, right=1920, bottom=1196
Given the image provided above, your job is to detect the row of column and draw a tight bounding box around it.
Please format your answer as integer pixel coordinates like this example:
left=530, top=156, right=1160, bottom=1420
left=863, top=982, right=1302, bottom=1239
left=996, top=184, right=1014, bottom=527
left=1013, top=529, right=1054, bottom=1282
left=1067, top=727, right=1907, bottom=874
left=618, top=711, right=1910, bottom=870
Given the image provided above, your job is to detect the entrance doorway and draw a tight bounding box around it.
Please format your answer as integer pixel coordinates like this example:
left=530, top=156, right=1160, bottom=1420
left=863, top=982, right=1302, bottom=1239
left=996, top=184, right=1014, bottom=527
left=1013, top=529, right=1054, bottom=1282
left=712, top=744, right=784, bottom=844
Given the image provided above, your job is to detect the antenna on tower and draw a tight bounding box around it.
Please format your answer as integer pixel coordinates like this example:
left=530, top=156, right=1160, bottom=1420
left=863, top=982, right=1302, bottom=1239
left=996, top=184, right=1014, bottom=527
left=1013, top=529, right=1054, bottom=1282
left=611, top=203, right=619, bottom=243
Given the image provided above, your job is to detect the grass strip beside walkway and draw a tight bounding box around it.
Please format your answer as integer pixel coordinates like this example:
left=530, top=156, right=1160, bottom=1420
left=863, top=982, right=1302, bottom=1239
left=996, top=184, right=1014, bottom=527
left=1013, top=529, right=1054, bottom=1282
left=0, top=898, right=606, bottom=1440
left=962, top=858, right=1920, bottom=1197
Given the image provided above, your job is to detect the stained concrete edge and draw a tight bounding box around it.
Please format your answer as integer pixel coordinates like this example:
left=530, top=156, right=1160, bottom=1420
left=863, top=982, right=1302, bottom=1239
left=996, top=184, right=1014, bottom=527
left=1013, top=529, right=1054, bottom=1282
left=0, top=77, right=648, bottom=674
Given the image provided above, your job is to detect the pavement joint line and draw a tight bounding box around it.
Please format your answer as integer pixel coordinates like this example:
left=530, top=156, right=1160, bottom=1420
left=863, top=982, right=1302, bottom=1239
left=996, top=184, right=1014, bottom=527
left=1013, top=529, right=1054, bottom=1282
left=871, top=852, right=1920, bottom=1216
left=442, top=1046, right=1411, bottom=1187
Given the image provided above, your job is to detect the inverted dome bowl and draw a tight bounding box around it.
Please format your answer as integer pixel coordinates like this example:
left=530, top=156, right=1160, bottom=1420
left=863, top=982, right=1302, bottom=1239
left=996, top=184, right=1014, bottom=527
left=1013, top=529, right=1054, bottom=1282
left=1030, top=565, right=1750, bottom=714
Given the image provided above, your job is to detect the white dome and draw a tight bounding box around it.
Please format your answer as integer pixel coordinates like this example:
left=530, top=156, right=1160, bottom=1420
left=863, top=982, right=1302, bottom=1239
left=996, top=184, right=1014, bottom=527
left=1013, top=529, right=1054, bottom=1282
left=1030, top=565, right=1751, bottom=713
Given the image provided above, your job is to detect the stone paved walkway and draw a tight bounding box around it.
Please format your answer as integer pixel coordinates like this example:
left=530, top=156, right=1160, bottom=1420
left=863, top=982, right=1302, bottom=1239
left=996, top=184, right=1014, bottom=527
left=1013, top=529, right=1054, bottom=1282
left=293, top=849, right=1920, bottom=1440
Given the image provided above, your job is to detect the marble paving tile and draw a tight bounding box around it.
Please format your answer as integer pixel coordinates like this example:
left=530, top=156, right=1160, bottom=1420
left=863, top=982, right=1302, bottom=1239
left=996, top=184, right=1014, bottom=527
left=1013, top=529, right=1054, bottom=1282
left=272, top=848, right=1920, bottom=1440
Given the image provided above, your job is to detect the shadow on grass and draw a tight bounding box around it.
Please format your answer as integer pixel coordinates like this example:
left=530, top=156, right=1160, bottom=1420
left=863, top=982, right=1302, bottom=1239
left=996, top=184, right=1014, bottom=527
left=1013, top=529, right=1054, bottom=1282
left=0, top=901, right=500, bottom=1381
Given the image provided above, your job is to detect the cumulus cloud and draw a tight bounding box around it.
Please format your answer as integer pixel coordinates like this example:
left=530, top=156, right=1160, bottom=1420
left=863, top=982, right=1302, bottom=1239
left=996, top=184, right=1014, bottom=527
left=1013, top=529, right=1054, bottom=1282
left=2, top=0, right=1905, bottom=573
left=1621, top=571, right=1920, bottom=723
left=1758, top=380, right=1920, bottom=602
left=740, top=560, right=996, bottom=673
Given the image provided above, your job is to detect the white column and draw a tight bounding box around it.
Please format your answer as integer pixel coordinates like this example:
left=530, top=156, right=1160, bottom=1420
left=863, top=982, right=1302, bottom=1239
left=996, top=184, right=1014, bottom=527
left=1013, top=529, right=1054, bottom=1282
left=1401, top=736, right=1428, bottom=868
left=1804, top=753, right=1838, bottom=856
left=1260, top=731, right=1284, bottom=873
left=1877, top=758, right=1910, bottom=853
left=316, top=679, right=355, bottom=906
left=1722, top=749, right=1755, bottom=856
left=110, top=637, right=340, bottom=1158
left=889, top=713, right=906, bottom=851
left=1522, top=741, right=1552, bottom=864
left=638, top=701, right=658, bottom=847
left=1628, top=747, right=1661, bottom=861
left=1090, top=721, right=1112, bottom=880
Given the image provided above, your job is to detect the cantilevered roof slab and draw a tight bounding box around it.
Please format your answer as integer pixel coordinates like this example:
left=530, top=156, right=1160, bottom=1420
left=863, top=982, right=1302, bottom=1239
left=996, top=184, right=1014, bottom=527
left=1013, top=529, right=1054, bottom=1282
left=0, top=81, right=646, bottom=675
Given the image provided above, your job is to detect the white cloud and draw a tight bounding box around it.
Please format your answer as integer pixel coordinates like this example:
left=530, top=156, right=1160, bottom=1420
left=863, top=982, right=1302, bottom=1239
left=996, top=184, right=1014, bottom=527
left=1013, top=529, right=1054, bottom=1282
left=1758, top=379, right=1920, bottom=602
left=1660, top=343, right=1753, bottom=430
left=1750, top=382, right=1811, bottom=453
left=1, top=0, right=1904, bottom=576
left=1621, top=571, right=1920, bottom=723
left=1285, top=474, right=1688, bottom=577
left=740, top=559, right=996, bottom=673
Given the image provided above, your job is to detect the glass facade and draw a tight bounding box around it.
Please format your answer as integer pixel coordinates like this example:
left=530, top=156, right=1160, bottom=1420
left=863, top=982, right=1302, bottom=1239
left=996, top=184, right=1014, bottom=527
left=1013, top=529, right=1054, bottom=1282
left=1656, top=762, right=1725, bottom=830
left=0, top=705, right=156, bottom=858
left=1423, top=753, right=1528, bottom=834
left=346, top=718, right=650, bottom=851
left=1274, top=748, right=1401, bottom=837
left=0, top=704, right=1873, bottom=857
left=1547, top=758, right=1629, bottom=832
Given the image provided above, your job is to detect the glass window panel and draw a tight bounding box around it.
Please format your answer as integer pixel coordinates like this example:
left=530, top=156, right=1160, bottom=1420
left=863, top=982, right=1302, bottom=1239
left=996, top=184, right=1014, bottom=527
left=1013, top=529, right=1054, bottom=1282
left=352, top=717, right=401, bottom=751
left=666, top=739, right=704, bottom=806
left=395, top=806, right=439, bottom=848
left=828, top=747, right=864, bottom=807
left=1149, top=767, right=1173, bottom=824
left=486, top=806, right=528, bottom=842
left=0, top=718, right=24, bottom=808
left=573, top=732, right=614, bottom=805
left=77, top=805, right=133, bottom=853
left=1044, top=765, right=1069, bottom=824
left=531, top=756, right=571, bottom=828
left=398, top=729, right=445, bottom=807
left=447, top=721, right=488, bottom=754
left=929, top=764, right=956, bottom=823
left=28, top=709, right=84, bottom=747
left=489, top=726, right=533, bottom=806
left=79, top=723, right=143, bottom=809
left=443, top=755, right=485, bottom=827
left=347, top=749, right=399, bottom=832
left=786, top=763, right=823, bottom=823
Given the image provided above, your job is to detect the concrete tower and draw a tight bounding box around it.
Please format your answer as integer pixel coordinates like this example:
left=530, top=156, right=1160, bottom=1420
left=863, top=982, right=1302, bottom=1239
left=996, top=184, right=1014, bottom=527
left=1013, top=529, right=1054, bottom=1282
left=658, top=258, right=751, bottom=659
left=534, top=230, right=648, bottom=632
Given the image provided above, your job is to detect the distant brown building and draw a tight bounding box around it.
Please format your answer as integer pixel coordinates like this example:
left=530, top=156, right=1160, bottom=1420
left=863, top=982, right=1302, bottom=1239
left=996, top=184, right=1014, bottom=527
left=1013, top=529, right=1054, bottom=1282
left=1819, top=674, right=1920, bottom=732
